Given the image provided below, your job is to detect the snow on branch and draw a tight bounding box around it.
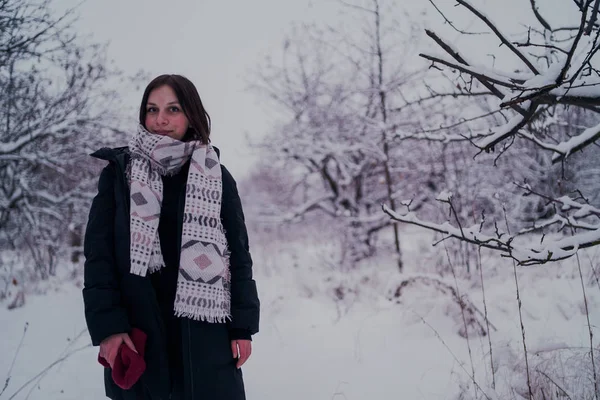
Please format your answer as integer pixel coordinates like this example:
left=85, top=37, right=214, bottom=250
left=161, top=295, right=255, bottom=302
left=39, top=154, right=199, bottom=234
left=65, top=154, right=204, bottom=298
left=382, top=185, right=600, bottom=266
left=419, top=0, right=600, bottom=160
left=276, top=194, right=337, bottom=222
left=454, top=0, right=540, bottom=74
left=550, top=120, right=600, bottom=162
left=475, top=112, right=531, bottom=151
left=420, top=29, right=530, bottom=118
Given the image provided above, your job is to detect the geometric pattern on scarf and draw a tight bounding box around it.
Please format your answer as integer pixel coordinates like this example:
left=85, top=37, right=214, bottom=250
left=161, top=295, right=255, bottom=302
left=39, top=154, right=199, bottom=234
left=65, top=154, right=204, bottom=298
left=128, top=125, right=231, bottom=322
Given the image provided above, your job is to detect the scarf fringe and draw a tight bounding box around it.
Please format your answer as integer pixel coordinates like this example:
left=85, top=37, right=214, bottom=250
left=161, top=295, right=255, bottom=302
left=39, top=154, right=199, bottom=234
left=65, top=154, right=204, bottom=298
left=174, top=304, right=232, bottom=323
left=130, top=263, right=148, bottom=277
left=148, top=263, right=164, bottom=274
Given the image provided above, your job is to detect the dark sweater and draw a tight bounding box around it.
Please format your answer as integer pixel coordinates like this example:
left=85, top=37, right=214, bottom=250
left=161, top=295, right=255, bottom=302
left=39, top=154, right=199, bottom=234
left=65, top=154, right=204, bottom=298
left=150, top=161, right=187, bottom=379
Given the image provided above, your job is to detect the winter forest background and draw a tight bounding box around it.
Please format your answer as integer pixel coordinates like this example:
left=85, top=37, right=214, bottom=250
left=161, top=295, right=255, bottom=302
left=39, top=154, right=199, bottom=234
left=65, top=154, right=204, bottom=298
left=2, top=0, right=600, bottom=399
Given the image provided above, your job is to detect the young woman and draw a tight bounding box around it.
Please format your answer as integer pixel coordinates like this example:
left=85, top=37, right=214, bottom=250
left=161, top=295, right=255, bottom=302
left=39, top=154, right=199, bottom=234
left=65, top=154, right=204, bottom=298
left=83, top=74, right=259, bottom=400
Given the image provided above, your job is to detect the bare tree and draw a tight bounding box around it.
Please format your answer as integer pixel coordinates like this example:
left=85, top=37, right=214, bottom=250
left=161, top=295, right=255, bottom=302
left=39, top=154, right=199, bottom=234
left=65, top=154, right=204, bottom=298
left=0, top=0, right=137, bottom=277
left=383, top=0, right=600, bottom=265
left=252, top=0, right=452, bottom=269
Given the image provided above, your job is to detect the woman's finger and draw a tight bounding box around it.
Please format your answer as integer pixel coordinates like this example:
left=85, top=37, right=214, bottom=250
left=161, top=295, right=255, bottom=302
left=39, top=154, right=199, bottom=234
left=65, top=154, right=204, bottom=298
left=122, top=334, right=138, bottom=354
left=108, top=345, right=119, bottom=368
left=236, top=341, right=252, bottom=369
left=231, top=340, right=239, bottom=359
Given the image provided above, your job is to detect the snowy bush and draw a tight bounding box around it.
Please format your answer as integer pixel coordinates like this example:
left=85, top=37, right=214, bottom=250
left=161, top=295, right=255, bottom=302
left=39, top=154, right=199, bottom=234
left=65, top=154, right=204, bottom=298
left=0, top=0, right=142, bottom=278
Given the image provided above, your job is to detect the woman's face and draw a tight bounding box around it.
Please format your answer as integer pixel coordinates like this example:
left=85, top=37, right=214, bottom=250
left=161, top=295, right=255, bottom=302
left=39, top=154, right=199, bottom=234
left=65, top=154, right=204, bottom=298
left=145, top=85, right=189, bottom=141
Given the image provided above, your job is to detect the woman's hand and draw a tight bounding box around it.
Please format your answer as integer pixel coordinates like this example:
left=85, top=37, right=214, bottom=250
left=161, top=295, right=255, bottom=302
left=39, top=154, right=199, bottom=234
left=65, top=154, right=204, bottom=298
left=230, top=339, right=252, bottom=369
left=99, top=332, right=137, bottom=368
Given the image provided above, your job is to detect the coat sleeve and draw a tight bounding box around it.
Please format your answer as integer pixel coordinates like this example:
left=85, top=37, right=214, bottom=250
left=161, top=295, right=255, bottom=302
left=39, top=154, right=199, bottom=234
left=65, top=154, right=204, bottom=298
left=221, top=166, right=260, bottom=336
left=82, top=164, right=131, bottom=346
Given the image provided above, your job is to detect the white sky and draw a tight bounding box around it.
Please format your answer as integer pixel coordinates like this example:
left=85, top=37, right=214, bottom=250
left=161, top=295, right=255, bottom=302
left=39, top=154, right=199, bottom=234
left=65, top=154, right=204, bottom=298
left=51, top=0, right=579, bottom=179
left=52, top=0, right=347, bottom=179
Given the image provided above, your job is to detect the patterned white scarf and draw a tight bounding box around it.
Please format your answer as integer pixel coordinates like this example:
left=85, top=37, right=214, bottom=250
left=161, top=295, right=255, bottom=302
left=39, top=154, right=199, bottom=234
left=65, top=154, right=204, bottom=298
left=128, top=125, right=231, bottom=322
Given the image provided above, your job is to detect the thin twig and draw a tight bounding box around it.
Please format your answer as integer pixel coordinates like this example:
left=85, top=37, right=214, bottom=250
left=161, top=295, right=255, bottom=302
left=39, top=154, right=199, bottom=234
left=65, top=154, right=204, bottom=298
left=8, top=343, right=92, bottom=400
left=338, top=0, right=376, bottom=15
left=504, top=207, right=533, bottom=399
left=585, top=252, right=600, bottom=292
left=513, top=40, right=568, bottom=55
left=447, top=199, right=466, bottom=239
left=576, top=251, right=599, bottom=399
left=0, top=322, right=29, bottom=398
left=511, top=258, right=533, bottom=399
left=420, top=53, right=519, bottom=89
left=413, top=311, right=492, bottom=400
left=536, top=370, right=573, bottom=400
left=443, top=241, right=478, bottom=399
left=24, top=329, right=89, bottom=400
left=427, top=0, right=487, bottom=35
left=478, top=247, right=496, bottom=389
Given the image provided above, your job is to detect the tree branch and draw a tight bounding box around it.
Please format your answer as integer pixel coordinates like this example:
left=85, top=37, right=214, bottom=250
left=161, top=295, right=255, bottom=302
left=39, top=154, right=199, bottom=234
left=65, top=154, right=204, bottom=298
left=558, top=0, right=592, bottom=83
left=586, top=0, right=600, bottom=35
left=427, top=0, right=486, bottom=35
left=456, top=0, right=540, bottom=74
left=529, top=0, right=552, bottom=31
left=422, top=29, right=530, bottom=117
left=420, top=53, right=517, bottom=89
left=476, top=107, right=537, bottom=151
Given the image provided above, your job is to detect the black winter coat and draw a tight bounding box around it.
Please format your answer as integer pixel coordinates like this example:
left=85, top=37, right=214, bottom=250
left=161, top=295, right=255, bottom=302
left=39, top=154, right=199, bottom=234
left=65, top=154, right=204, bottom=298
left=82, top=147, right=260, bottom=400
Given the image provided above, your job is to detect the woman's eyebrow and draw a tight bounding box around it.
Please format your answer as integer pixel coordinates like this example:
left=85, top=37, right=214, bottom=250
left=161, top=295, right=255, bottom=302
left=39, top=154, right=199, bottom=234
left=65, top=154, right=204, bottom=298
left=146, top=101, right=180, bottom=106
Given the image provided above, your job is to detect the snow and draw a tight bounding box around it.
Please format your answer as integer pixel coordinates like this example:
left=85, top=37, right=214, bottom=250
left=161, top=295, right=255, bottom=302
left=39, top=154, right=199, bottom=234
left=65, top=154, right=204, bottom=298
left=551, top=121, right=600, bottom=162
left=2, top=226, right=599, bottom=399
left=550, top=78, right=600, bottom=98
left=573, top=204, right=600, bottom=219
left=521, top=62, right=562, bottom=90
left=436, top=190, right=453, bottom=202
left=522, top=228, right=600, bottom=262
left=563, top=34, right=595, bottom=80
left=476, top=113, right=527, bottom=150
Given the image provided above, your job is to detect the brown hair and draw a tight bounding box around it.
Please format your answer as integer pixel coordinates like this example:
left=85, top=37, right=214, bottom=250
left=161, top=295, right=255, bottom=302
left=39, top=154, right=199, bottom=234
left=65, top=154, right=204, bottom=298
left=139, top=74, right=211, bottom=143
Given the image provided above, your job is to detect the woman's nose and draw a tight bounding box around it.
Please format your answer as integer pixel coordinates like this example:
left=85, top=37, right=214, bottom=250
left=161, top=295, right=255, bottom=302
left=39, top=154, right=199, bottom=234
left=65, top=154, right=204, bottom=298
left=156, top=111, right=168, bottom=125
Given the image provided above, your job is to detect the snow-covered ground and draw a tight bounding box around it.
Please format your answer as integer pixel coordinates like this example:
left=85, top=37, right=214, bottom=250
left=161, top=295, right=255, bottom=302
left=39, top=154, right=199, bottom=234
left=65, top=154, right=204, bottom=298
left=1, top=226, right=599, bottom=399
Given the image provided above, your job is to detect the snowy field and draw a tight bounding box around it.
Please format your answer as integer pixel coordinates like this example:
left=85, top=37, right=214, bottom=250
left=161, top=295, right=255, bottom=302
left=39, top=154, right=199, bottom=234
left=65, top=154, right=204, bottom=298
left=1, top=226, right=599, bottom=400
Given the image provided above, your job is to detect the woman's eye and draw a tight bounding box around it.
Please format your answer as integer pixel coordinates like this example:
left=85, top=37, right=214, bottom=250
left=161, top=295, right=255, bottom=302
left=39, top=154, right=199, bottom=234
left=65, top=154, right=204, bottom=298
left=169, top=106, right=180, bottom=112
left=146, top=107, right=157, bottom=113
